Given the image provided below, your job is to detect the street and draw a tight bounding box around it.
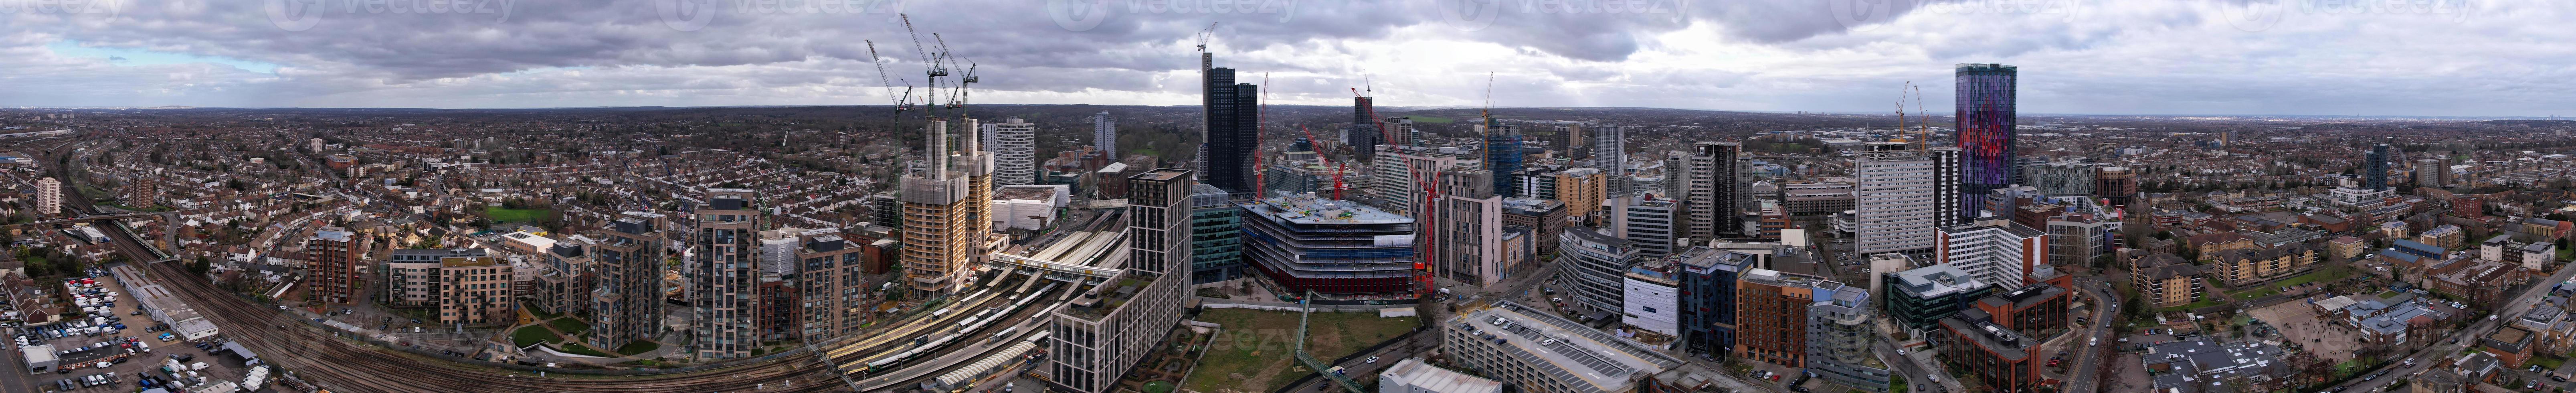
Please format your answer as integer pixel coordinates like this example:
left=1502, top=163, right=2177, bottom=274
left=2331, top=255, right=2576, bottom=392
left=2064, top=279, right=2119, bottom=393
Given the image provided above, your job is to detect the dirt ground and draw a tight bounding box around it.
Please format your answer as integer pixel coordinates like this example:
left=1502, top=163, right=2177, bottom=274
left=2247, top=300, right=2360, bottom=362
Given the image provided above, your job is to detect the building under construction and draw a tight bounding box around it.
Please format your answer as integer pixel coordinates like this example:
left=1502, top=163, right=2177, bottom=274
left=903, top=119, right=998, bottom=296
left=1237, top=194, right=1418, bottom=294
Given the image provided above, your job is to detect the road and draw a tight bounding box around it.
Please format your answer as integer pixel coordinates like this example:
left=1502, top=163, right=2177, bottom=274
left=2333, top=255, right=2576, bottom=392
left=1873, top=340, right=1947, bottom=393
left=2064, top=279, right=2119, bottom=393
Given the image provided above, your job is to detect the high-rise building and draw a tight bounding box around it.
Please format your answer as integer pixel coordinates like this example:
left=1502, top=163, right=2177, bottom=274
left=1931, top=147, right=1965, bottom=227
left=1551, top=167, right=1609, bottom=224
left=119, top=179, right=156, bottom=209
left=693, top=188, right=760, bottom=359
left=1502, top=198, right=1568, bottom=257
left=308, top=137, right=325, bottom=152
left=1203, top=66, right=1261, bottom=192
left=1239, top=194, right=1418, bottom=294
left=1442, top=302, right=1681, bottom=393
left=983, top=117, right=1038, bottom=186
left=2020, top=161, right=2096, bottom=197
left=437, top=255, right=514, bottom=326
left=1955, top=63, right=2018, bottom=214
left=1368, top=145, right=1468, bottom=214
left=1883, top=263, right=1994, bottom=335
left=1188, top=184, right=1245, bottom=284
left=1045, top=169, right=1192, bottom=393
left=1685, top=142, right=1743, bottom=239
left=1349, top=97, right=1378, bottom=160
left=1736, top=268, right=1837, bottom=367
left=1592, top=126, right=1626, bottom=192
left=1484, top=125, right=1523, bottom=197
left=1613, top=194, right=1680, bottom=257
left=307, top=226, right=362, bottom=304
left=1676, top=247, right=1753, bottom=359
left=2416, top=158, right=2444, bottom=188
left=1935, top=219, right=2049, bottom=287
left=2366, top=143, right=2392, bottom=191
left=1560, top=226, right=1638, bottom=315
left=34, top=177, right=60, bottom=215
left=590, top=211, right=669, bottom=352
left=1806, top=280, right=1889, bottom=392
left=1093, top=111, right=1117, bottom=155
left=1852, top=143, right=1942, bottom=256
left=1436, top=168, right=1510, bottom=286
left=901, top=120, right=995, bottom=295
left=786, top=228, right=866, bottom=341
left=2095, top=166, right=2137, bottom=209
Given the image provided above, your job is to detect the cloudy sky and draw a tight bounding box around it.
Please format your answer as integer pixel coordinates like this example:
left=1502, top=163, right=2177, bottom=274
left=0, top=0, right=2561, bottom=116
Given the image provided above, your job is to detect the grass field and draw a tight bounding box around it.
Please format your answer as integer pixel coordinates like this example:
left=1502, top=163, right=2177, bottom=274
left=1405, top=115, right=1456, bottom=124
left=549, top=317, right=590, bottom=336
left=2159, top=297, right=2225, bottom=313
left=1184, top=309, right=1418, bottom=393
left=618, top=340, right=661, bottom=355
left=485, top=207, right=550, bottom=223
left=2230, top=267, right=2351, bottom=300
left=510, top=326, right=561, bottom=347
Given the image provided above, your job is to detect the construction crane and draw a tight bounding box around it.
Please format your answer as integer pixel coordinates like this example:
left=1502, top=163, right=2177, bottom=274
left=1193, top=22, right=1219, bottom=71
left=1480, top=72, right=1498, bottom=129
left=1332, top=162, right=1346, bottom=200
left=862, top=40, right=914, bottom=112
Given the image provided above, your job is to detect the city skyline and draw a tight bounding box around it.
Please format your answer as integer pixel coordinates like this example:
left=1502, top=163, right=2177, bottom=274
left=0, top=1, right=2563, bottom=116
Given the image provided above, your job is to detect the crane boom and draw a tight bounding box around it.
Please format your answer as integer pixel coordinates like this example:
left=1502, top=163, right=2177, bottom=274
left=863, top=40, right=914, bottom=112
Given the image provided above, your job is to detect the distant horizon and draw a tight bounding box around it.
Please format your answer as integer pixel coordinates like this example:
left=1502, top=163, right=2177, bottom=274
left=8, top=104, right=2568, bottom=121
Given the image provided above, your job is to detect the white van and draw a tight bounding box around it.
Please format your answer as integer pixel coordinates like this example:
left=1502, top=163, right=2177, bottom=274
left=2089, top=337, right=2099, bottom=346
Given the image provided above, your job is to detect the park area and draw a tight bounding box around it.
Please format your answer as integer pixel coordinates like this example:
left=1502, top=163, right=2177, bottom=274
left=485, top=207, right=551, bottom=224
left=1183, top=308, right=1419, bottom=393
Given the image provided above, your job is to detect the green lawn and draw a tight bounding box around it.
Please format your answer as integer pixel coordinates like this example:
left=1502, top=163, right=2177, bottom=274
left=2230, top=268, right=2352, bottom=300
left=2534, top=356, right=2569, bottom=371
left=559, top=342, right=611, bottom=357
left=1405, top=115, right=1456, bottom=124
left=2159, top=297, right=2225, bottom=312
left=484, top=207, right=550, bottom=223
left=510, top=326, right=561, bottom=347
left=548, top=317, right=590, bottom=336
left=617, top=340, right=661, bottom=355
left=1184, top=309, right=1418, bottom=393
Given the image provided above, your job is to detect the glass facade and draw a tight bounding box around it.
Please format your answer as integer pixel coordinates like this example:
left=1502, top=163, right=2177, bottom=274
left=1203, top=67, right=1260, bottom=193
left=1954, top=63, right=2017, bottom=218
left=1189, top=184, right=1244, bottom=284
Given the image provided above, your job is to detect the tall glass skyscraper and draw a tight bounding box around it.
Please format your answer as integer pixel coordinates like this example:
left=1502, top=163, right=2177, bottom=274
left=1485, top=124, right=1522, bottom=197
left=1954, top=63, right=2018, bottom=218
left=2365, top=143, right=2391, bottom=191
left=1204, top=66, right=1260, bottom=193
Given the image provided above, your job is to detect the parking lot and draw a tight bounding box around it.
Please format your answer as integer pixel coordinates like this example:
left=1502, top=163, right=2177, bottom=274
left=2246, top=299, right=2361, bottom=363
left=6, top=265, right=255, bottom=392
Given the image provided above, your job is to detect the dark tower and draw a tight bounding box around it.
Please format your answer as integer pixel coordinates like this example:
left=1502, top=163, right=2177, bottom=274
left=1350, top=96, right=1379, bottom=160
left=2366, top=143, right=2391, bottom=191
left=1203, top=67, right=1259, bottom=194
left=1955, top=63, right=2018, bottom=220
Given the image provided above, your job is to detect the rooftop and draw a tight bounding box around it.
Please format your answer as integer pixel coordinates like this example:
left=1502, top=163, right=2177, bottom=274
left=1132, top=168, right=1191, bottom=182
left=1452, top=301, right=1680, bottom=391
left=1890, top=264, right=1990, bottom=299
left=1244, top=194, right=1412, bottom=225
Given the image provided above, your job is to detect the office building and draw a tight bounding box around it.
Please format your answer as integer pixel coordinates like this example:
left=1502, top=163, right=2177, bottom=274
left=1955, top=63, right=2019, bottom=211
left=1935, top=308, right=2042, bottom=393
left=1593, top=126, right=1625, bottom=192
left=1779, top=181, right=1855, bottom=217
left=2366, top=143, right=2391, bottom=191
left=1437, top=168, right=1510, bottom=286
left=1685, top=142, right=1743, bottom=240
left=1736, top=268, right=1836, bottom=367
left=982, top=117, right=1038, bottom=186
left=2020, top=161, right=2096, bottom=197
left=1239, top=194, right=1418, bottom=294
left=1203, top=65, right=1260, bottom=192
left=692, top=188, right=760, bottom=359
left=1484, top=124, right=1524, bottom=197
left=2045, top=213, right=2123, bottom=268
left=1976, top=283, right=2071, bottom=338
left=1501, top=198, right=1568, bottom=257
left=1561, top=226, right=1640, bottom=316
left=1807, top=282, right=1890, bottom=392
left=1443, top=301, right=1682, bottom=393
left=1852, top=143, right=1945, bottom=256
left=2096, top=166, right=2137, bottom=209
left=1045, top=169, right=1193, bottom=393
left=902, top=120, right=996, bottom=295
left=307, top=226, right=363, bottom=304
left=1188, top=184, right=1245, bottom=284
left=1555, top=167, right=1610, bottom=223
left=1093, top=111, right=1116, bottom=155
left=1882, top=263, right=1994, bottom=335
left=590, top=211, right=671, bottom=352
left=382, top=248, right=490, bottom=308
left=1935, top=219, right=2049, bottom=287
left=1676, top=247, right=1754, bottom=359
left=1349, top=97, right=1379, bottom=160
left=437, top=255, right=514, bottom=326
left=1377, top=358, right=1504, bottom=393
left=1369, top=145, right=1469, bottom=214
left=34, top=177, right=60, bottom=215
left=1613, top=194, right=1681, bottom=257
left=1624, top=256, right=1682, bottom=340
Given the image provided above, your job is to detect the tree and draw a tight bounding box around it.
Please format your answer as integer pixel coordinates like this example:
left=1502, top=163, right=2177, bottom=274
left=187, top=256, right=213, bottom=276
